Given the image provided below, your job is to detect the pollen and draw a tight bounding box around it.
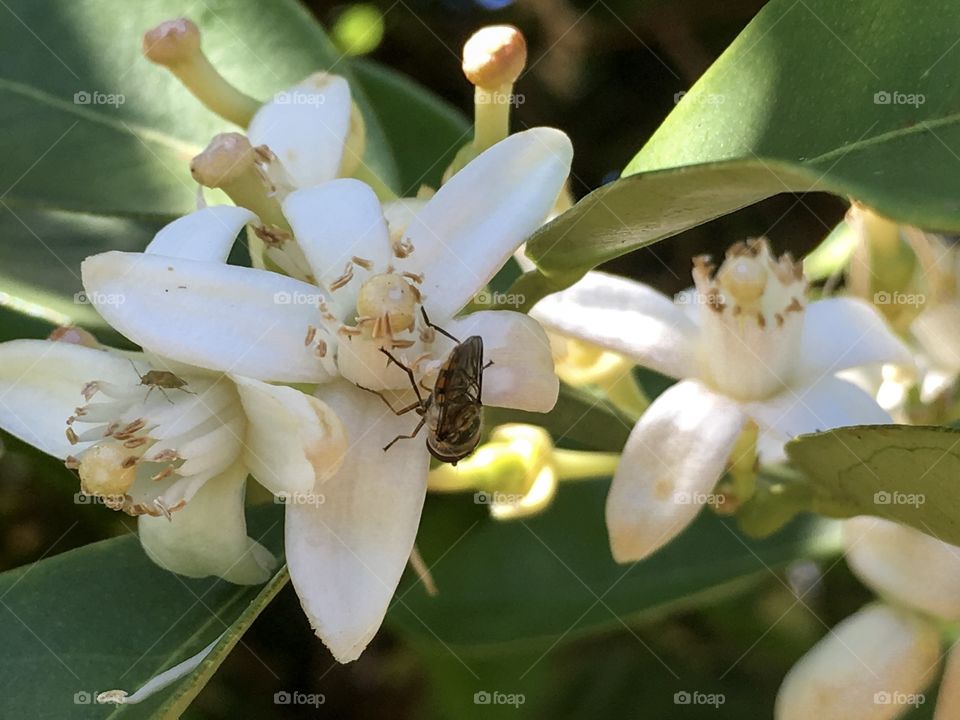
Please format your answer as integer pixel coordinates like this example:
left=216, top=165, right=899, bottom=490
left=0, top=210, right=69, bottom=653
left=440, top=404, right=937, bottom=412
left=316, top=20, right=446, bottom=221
left=356, top=272, right=420, bottom=336
left=78, top=441, right=136, bottom=500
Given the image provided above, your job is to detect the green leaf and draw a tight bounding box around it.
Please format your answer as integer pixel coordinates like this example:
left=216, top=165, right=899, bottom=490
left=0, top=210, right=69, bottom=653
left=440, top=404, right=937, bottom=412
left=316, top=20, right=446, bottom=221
left=0, top=504, right=284, bottom=719
left=388, top=481, right=838, bottom=652
left=786, top=425, right=960, bottom=545
left=0, top=205, right=162, bottom=338
left=0, top=0, right=395, bottom=218
left=523, top=0, right=960, bottom=294
left=350, top=58, right=470, bottom=195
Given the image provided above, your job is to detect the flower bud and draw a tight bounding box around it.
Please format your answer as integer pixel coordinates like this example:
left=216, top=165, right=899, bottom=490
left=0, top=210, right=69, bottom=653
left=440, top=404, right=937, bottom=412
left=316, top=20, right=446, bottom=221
left=462, top=25, right=527, bottom=89
left=844, top=517, right=960, bottom=621
left=775, top=603, right=939, bottom=720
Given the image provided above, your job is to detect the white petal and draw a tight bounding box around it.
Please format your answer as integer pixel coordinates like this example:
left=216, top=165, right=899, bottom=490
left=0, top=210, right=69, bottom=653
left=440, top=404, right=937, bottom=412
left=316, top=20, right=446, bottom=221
left=746, top=376, right=891, bottom=463
left=408, top=128, right=573, bottom=318
left=935, top=642, right=960, bottom=720
left=775, top=604, right=939, bottom=720
left=920, top=365, right=955, bottom=403
left=844, top=517, right=960, bottom=621
left=797, top=298, right=913, bottom=382
left=139, top=461, right=277, bottom=585
left=382, top=198, right=427, bottom=238
left=531, top=271, right=697, bottom=379
left=81, top=252, right=335, bottom=383
left=0, top=340, right=137, bottom=459
left=146, top=206, right=256, bottom=263
left=606, top=380, right=746, bottom=563
left=247, top=73, right=352, bottom=189
left=913, top=303, right=960, bottom=372
left=232, top=375, right=347, bottom=496
left=282, top=179, right=392, bottom=313
left=285, top=381, right=429, bottom=662
left=443, top=310, right=559, bottom=412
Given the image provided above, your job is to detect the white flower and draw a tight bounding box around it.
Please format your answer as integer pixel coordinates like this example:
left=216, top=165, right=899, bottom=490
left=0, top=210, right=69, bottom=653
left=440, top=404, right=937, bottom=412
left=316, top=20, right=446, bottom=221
left=776, top=518, right=960, bottom=719
left=532, top=238, right=912, bottom=563
left=0, top=206, right=347, bottom=585
left=80, top=128, right=572, bottom=661
left=775, top=603, right=940, bottom=720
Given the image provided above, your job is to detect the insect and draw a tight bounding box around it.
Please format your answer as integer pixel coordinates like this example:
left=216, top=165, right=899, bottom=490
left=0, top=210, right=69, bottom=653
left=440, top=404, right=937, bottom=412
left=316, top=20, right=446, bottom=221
left=363, top=309, right=491, bottom=464
left=128, top=360, right=194, bottom=404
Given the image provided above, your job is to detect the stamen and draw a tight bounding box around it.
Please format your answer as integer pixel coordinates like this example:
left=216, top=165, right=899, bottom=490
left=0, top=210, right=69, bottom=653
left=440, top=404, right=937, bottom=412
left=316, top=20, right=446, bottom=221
left=142, top=19, right=260, bottom=127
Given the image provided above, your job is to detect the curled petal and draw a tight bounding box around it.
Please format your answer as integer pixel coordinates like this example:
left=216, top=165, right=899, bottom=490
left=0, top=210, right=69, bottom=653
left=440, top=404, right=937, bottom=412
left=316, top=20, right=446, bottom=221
left=606, top=380, right=746, bottom=563
left=247, top=73, right=353, bottom=188
left=746, top=376, right=891, bottom=463
left=775, top=604, right=939, bottom=720
left=232, top=375, right=347, bottom=495
left=139, top=461, right=277, bottom=585
left=531, top=271, right=697, bottom=380
left=844, top=517, right=960, bottom=621
left=81, top=252, right=336, bottom=383
left=0, top=340, right=137, bottom=459
left=797, top=298, right=914, bottom=382
left=285, top=381, right=429, bottom=662
left=444, top=310, right=559, bottom=412
left=146, top=206, right=256, bottom=263
left=409, top=128, right=573, bottom=318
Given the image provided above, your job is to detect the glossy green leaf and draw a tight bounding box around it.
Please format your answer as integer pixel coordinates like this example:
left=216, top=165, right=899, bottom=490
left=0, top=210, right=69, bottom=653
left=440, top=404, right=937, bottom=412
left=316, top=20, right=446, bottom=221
left=523, top=0, right=960, bottom=298
left=388, top=481, right=838, bottom=652
left=786, top=425, right=960, bottom=545
left=0, top=0, right=395, bottom=219
left=0, top=504, right=284, bottom=719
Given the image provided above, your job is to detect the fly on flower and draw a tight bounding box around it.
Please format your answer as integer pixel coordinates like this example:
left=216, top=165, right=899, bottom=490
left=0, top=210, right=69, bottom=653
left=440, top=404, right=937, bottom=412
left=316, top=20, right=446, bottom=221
left=365, top=309, right=491, bottom=464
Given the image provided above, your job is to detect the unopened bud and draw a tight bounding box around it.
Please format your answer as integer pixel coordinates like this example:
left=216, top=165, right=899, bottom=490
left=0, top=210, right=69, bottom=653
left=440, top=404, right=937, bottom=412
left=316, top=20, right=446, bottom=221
left=775, top=603, right=939, bottom=720
left=462, top=25, right=527, bottom=89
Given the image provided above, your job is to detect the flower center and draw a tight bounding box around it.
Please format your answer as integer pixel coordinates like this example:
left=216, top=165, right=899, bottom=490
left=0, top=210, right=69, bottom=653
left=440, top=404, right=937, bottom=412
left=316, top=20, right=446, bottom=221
left=693, top=238, right=807, bottom=401
left=356, top=272, right=420, bottom=337
left=65, top=369, right=243, bottom=517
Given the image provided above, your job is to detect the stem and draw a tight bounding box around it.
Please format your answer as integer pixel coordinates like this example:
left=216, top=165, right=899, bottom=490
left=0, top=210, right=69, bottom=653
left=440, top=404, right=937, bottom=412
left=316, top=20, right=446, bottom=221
left=169, top=54, right=260, bottom=127
left=552, top=450, right=620, bottom=480
left=472, top=83, right=512, bottom=153
left=596, top=371, right=650, bottom=422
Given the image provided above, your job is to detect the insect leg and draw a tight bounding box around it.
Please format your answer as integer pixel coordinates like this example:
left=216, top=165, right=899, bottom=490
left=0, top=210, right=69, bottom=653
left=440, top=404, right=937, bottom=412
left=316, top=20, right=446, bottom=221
left=383, top=417, right=426, bottom=452
left=379, top=348, right=426, bottom=406
left=357, top=385, right=422, bottom=416
left=420, top=307, right=460, bottom=344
